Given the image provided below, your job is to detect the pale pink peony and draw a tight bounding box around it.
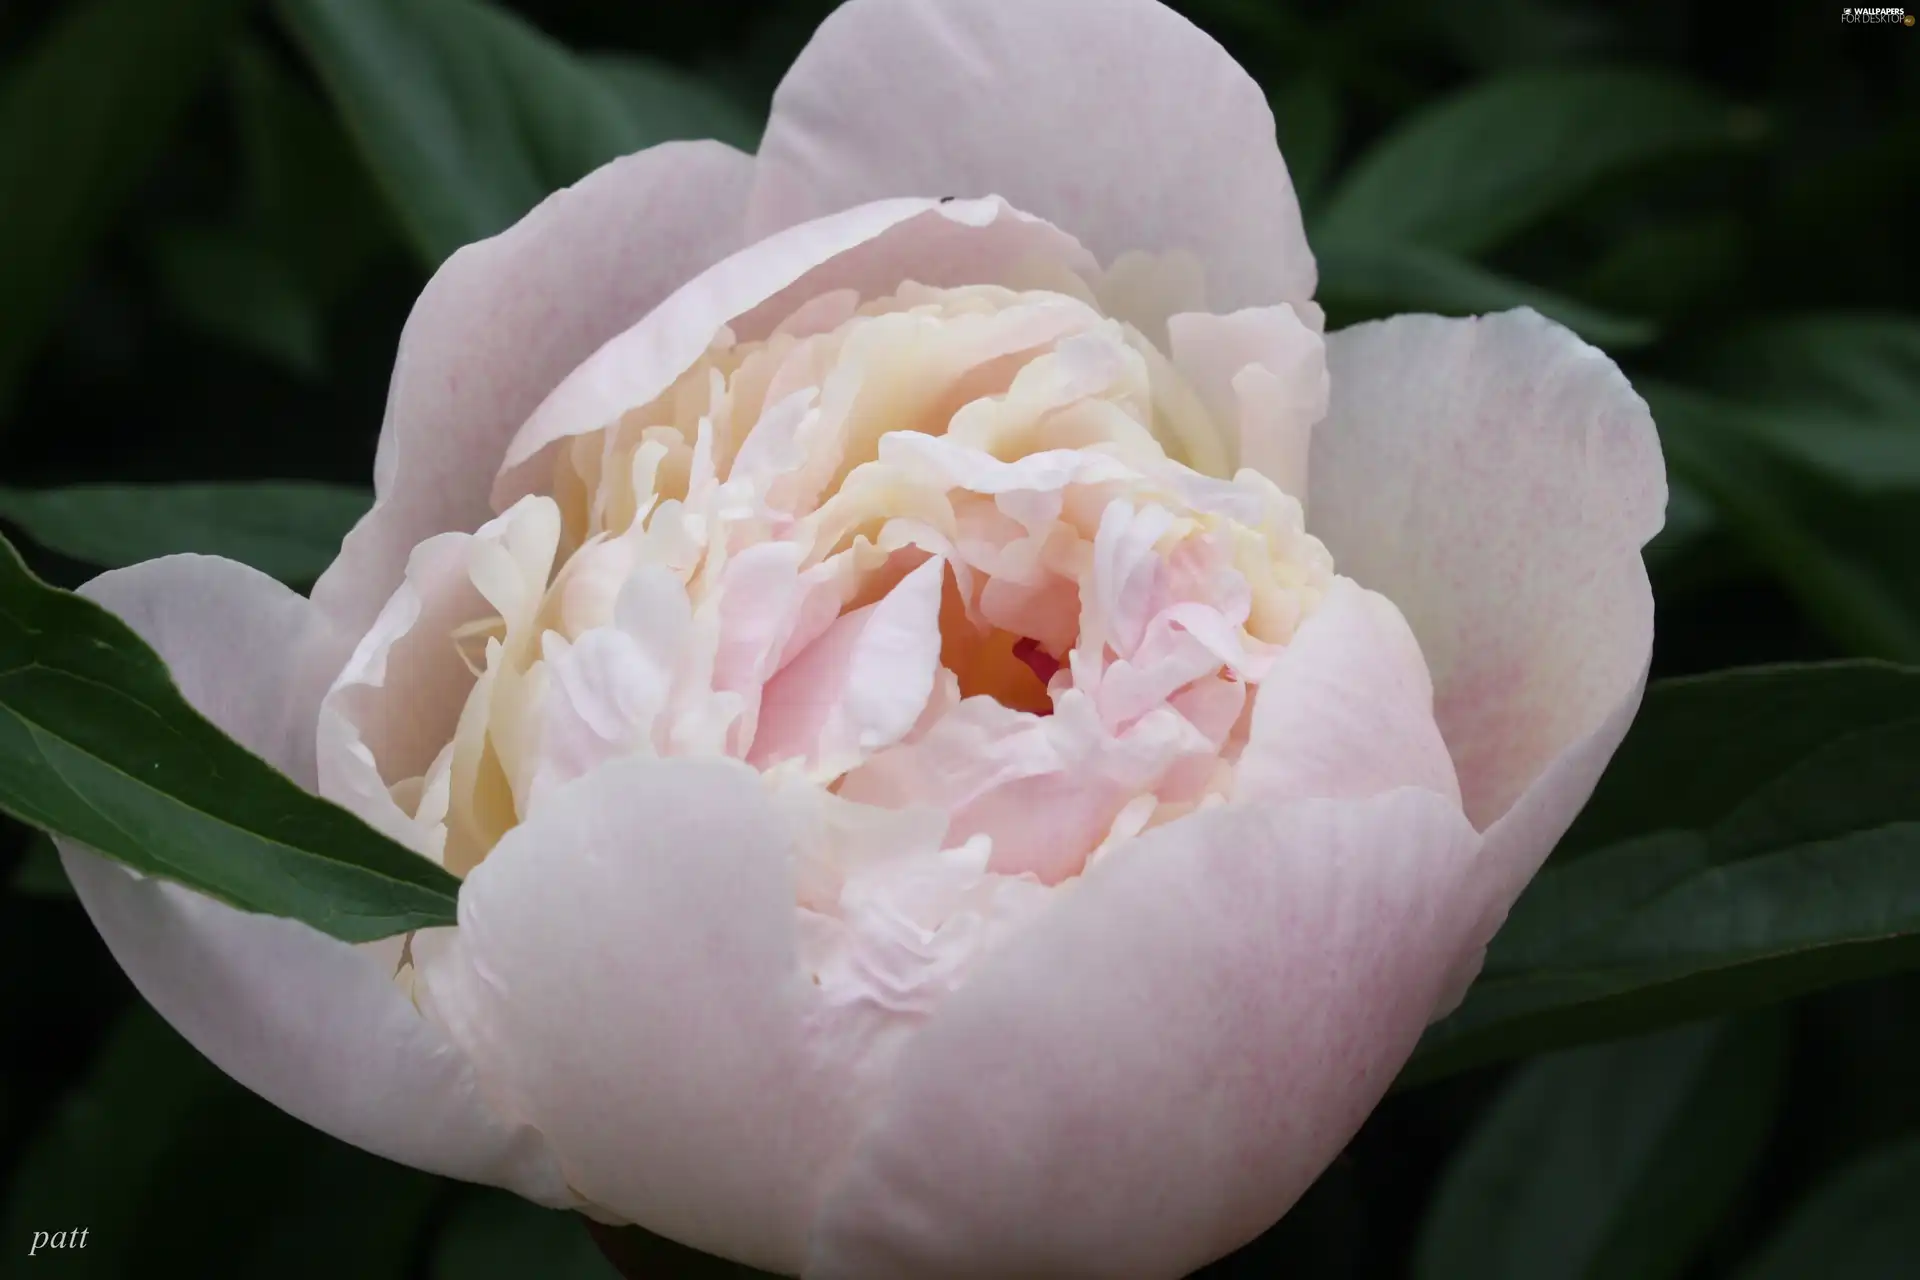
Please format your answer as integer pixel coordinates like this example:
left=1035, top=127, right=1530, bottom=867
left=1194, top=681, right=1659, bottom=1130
left=59, top=0, right=1666, bottom=1275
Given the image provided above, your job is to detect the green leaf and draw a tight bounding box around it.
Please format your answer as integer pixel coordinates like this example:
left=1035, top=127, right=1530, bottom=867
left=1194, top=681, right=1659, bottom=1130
left=432, top=1192, right=783, bottom=1280
left=9, top=829, right=72, bottom=898
left=1645, top=478, right=1717, bottom=562
left=1419, top=0, right=1615, bottom=70
left=1650, top=321, right=1920, bottom=657
left=0, top=1006, right=228, bottom=1280
left=150, top=44, right=397, bottom=379
left=0, top=1004, right=440, bottom=1279
left=0, top=0, right=250, bottom=417
left=586, top=1223, right=780, bottom=1279
left=1663, top=335, right=1920, bottom=493
left=1315, top=238, right=1655, bottom=349
left=432, top=1191, right=621, bottom=1280
left=1271, top=76, right=1340, bottom=216
left=151, top=230, right=327, bottom=378
left=1320, top=69, right=1759, bottom=257
left=0, top=482, right=370, bottom=585
left=1563, top=661, right=1920, bottom=857
left=229, top=39, right=398, bottom=307
left=1651, top=383, right=1920, bottom=663
left=0, top=532, right=457, bottom=942
left=1405, top=661, right=1920, bottom=1084
left=1414, top=1018, right=1782, bottom=1280
left=587, top=53, right=762, bottom=153
left=1644, top=479, right=1741, bottom=599
left=275, top=0, right=667, bottom=265
left=1576, top=215, right=1747, bottom=320
left=1733, top=1138, right=1920, bottom=1280
left=1695, top=314, right=1920, bottom=423
left=228, top=1135, right=440, bottom=1279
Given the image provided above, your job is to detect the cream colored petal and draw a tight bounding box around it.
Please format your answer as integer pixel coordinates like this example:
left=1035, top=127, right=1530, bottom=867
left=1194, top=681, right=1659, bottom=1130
left=1168, top=304, right=1329, bottom=502
left=492, top=197, right=1100, bottom=504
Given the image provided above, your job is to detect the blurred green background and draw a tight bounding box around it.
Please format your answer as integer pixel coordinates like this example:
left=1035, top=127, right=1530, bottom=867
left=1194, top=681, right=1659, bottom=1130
left=2, top=0, right=1919, bottom=1276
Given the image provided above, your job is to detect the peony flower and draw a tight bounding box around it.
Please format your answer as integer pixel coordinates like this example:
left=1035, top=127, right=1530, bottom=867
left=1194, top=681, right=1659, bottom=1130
left=59, top=0, right=1666, bottom=1275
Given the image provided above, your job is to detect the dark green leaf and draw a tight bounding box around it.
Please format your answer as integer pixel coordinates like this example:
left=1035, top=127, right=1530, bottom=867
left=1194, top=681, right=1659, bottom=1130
left=151, top=230, right=326, bottom=378
left=1576, top=215, right=1747, bottom=320
left=230, top=1135, right=439, bottom=1280
left=275, top=0, right=657, bottom=265
left=1694, top=314, right=1920, bottom=423
left=1644, top=477, right=1718, bottom=567
left=432, top=1192, right=782, bottom=1280
left=0, top=1006, right=228, bottom=1279
left=1661, top=356, right=1920, bottom=495
left=0, top=532, right=458, bottom=942
left=0, top=0, right=249, bottom=416
left=1733, top=1138, right=1920, bottom=1280
left=586, top=1222, right=780, bottom=1280
left=1271, top=76, right=1339, bottom=216
left=150, top=44, right=397, bottom=379
left=1320, top=69, right=1759, bottom=257
left=1563, top=661, right=1920, bottom=856
left=432, top=1192, right=621, bottom=1280
left=1316, top=238, right=1654, bottom=349
left=0, top=482, right=370, bottom=585
left=1406, top=662, right=1920, bottom=1083
left=0, top=1004, right=440, bottom=1279
left=1788, top=974, right=1920, bottom=1187
left=8, top=829, right=72, bottom=898
left=229, top=39, right=398, bottom=307
left=1644, top=479, right=1742, bottom=599
left=1414, top=1017, right=1782, bottom=1280
left=587, top=53, right=762, bottom=153
left=1419, top=0, right=1616, bottom=70
left=1651, top=383, right=1920, bottom=663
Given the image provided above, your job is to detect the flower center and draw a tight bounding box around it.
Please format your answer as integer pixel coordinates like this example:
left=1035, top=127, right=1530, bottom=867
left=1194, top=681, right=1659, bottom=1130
left=376, top=280, right=1332, bottom=886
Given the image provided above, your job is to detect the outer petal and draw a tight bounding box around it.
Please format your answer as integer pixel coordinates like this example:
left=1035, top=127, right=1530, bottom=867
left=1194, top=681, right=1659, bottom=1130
left=1237, top=576, right=1461, bottom=808
left=492, top=196, right=1099, bottom=502
left=804, top=788, right=1483, bottom=1279
left=59, top=556, right=567, bottom=1201
left=747, top=0, right=1314, bottom=312
left=415, top=757, right=860, bottom=1275
left=1308, top=308, right=1665, bottom=922
left=311, top=141, right=756, bottom=649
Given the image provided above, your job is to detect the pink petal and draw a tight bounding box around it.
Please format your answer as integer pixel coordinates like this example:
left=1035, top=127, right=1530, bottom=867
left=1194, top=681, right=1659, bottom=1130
left=751, top=555, right=947, bottom=772
left=804, top=788, right=1483, bottom=1278
left=310, top=141, right=755, bottom=652
left=415, top=757, right=862, bottom=1273
left=61, top=556, right=566, bottom=1201
left=1307, top=309, right=1663, bottom=974
left=1237, top=576, right=1461, bottom=807
left=749, top=0, right=1315, bottom=312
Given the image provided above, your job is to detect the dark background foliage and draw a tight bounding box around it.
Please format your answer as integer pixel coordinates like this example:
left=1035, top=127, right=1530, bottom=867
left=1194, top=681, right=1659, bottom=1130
left=2, top=0, right=1918, bottom=1276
